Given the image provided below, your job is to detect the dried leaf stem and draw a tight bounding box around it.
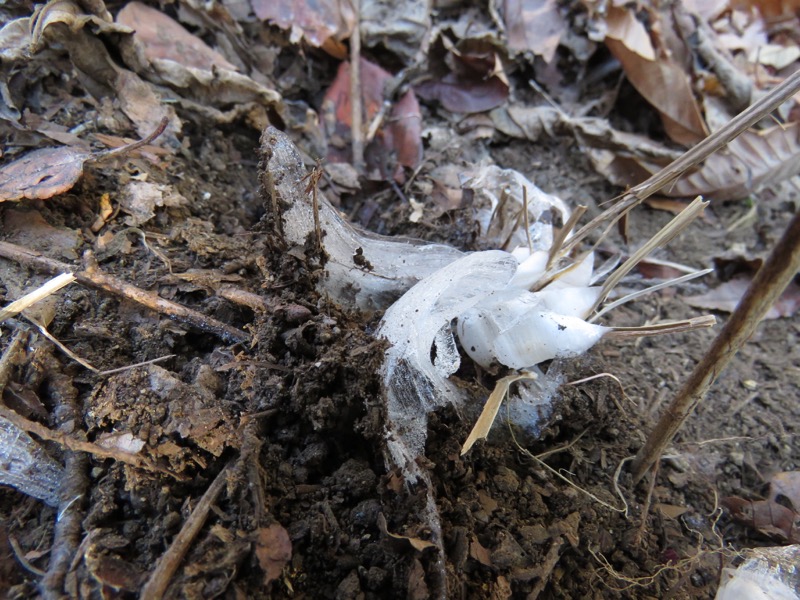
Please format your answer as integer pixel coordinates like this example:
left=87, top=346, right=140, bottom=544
left=631, top=208, right=800, bottom=482
left=0, top=241, right=248, bottom=343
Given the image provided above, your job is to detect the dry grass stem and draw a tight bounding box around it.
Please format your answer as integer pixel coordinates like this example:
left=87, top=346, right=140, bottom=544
left=591, top=197, right=708, bottom=313
left=461, top=372, right=537, bottom=455
left=605, top=315, right=717, bottom=339
left=591, top=268, right=714, bottom=322
left=0, top=273, right=75, bottom=322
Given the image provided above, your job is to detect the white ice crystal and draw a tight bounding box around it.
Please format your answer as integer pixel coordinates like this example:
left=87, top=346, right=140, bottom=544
left=261, top=127, right=613, bottom=479
left=378, top=246, right=610, bottom=478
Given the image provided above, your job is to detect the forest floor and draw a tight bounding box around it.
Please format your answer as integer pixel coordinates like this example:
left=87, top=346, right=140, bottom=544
left=1, top=1, right=799, bottom=598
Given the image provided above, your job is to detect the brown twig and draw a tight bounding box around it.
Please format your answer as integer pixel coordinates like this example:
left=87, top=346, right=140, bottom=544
left=0, top=329, right=27, bottom=391
left=0, top=404, right=181, bottom=479
left=350, top=0, right=364, bottom=172
left=41, top=370, right=88, bottom=600
left=631, top=208, right=800, bottom=482
left=0, top=241, right=248, bottom=343
left=139, top=462, right=232, bottom=600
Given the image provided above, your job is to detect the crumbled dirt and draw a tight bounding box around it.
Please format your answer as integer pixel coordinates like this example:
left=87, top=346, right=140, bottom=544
left=1, top=3, right=799, bottom=599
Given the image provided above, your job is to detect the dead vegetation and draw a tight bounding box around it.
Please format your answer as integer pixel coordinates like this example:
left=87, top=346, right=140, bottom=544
left=1, top=0, right=800, bottom=598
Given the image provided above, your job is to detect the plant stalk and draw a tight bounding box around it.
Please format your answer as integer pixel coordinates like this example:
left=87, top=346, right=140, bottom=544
left=631, top=208, right=800, bottom=482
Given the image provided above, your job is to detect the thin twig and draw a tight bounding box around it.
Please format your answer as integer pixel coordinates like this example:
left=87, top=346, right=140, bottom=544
left=41, top=370, right=88, bottom=600
left=0, top=241, right=247, bottom=343
left=631, top=208, right=800, bottom=482
left=9, top=535, right=46, bottom=577
left=349, top=0, right=364, bottom=172
left=0, top=329, right=28, bottom=393
left=0, top=404, right=181, bottom=479
left=140, top=462, right=232, bottom=600
left=0, top=273, right=76, bottom=322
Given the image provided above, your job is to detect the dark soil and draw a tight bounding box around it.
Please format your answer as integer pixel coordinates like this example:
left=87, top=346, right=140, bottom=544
left=1, top=2, right=799, bottom=599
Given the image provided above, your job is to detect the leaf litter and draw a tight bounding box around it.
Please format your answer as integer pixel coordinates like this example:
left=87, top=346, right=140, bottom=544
left=0, top=0, right=800, bottom=598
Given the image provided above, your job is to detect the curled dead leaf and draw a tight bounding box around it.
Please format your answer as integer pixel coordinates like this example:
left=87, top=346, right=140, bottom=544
left=0, top=147, right=91, bottom=202
left=377, top=513, right=436, bottom=552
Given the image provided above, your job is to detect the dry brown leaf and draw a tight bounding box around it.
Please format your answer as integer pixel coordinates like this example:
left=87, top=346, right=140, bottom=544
left=722, top=496, right=800, bottom=543
left=605, top=37, right=708, bottom=145
left=117, top=2, right=237, bottom=71
left=604, top=5, right=655, bottom=61
left=672, top=123, right=800, bottom=199
left=251, top=0, right=355, bottom=54
left=0, top=146, right=91, bottom=202
left=29, top=0, right=180, bottom=140
left=322, top=59, right=422, bottom=178
left=360, top=0, right=430, bottom=62
left=493, top=0, right=566, bottom=63
left=591, top=122, right=800, bottom=200
left=769, top=471, right=800, bottom=510
left=377, top=513, right=436, bottom=552
left=655, top=503, right=690, bottom=519
left=416, top=38, right=510, bottom=114
left=255, top=524, right=292, bottom=585
left=469, top=536, right=493, bottom=566
left=685, top=276, right=800, bottom=319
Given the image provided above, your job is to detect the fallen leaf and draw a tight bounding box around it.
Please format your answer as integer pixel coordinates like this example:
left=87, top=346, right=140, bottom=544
left=769, top=471, right=800, bottom=511
left=655, top=503, right=690, bottom=519
left=590, top=123, right=800, bottom=201
left=722, top=496, right=800, bottom=543
left=605, top=37, right=708, bottom=145
left=493, top=0, right=566, bottom=63
left=117, top=2, right=237, bottom=71
left=469, top=536, right=493, bottom=566
left=0, top=147, right=91, bottom=202
left=361, top=0, right=430, bottom=62
left=31, top=0, right=179, bottom=140
left=415, top=38, right=509, bottom=113
left=605, top=5, right=655, bottom=61
left=255, top=524, right=292, bottom=585
left=672, top=123, right=800, bottom=200
left=377, top=513, right=436, bottom=552
left=416, top=74, right=509, bottom=114
left=685, top=276, right=800, bottom=319
left=251, top=0, right=355, bottom=56
left=322, top=59, right=422, bottom=178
